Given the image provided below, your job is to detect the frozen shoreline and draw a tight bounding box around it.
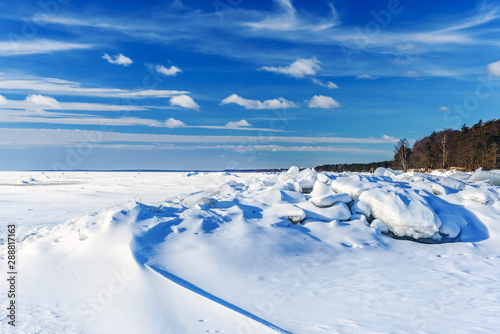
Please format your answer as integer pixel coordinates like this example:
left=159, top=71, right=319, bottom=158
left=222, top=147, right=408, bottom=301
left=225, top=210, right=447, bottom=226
left=1, top=168, right=499, bottom=333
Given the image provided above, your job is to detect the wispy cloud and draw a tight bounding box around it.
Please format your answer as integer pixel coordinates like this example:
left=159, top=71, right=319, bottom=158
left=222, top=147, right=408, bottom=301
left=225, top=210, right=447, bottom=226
left=308, top=95, right=340, bottom=109
left=356, top=74, right=377, bottom=80
left=221, top=94, right=297, bottom=109
left=0, top=39, right=92, bottom=56
left=260, top=58, right=321, bottom=78
left=403, top=71, right=419, bottom=78
left=94, top=144, right=391, bottom=155
left=102, top=53, right=133, bottom=66
left=0, top=97, right=148, bottom=112
left=0, top=74, right=188, bottom=98
left=312, top=78, right=338, bottom=89
left=0, top=128, right=398, bottom=147
left=244, top=0, right=338, bottom=32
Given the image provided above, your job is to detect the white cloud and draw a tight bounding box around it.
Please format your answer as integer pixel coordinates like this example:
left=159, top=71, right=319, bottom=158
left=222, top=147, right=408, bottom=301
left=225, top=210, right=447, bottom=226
left=225, top=119, right=251, bottom=128
left=170, top=95, right=200, bottom=110
left=438, top=106, right=450, bottom=112
left=356, top=74, right=377, bottom=80
left=381, top=135, right=399, bottom=142
left=221, top=94, right=297, bottom=109
left=260, top=58, right=321, bottom=78
left=308, top=95, right=340, bottom=109
left=165, top=118, right=186, bottom=128
left=312, top=78, right=338, bottom=89
left=155, top=64, right=182, bottom=76
left=0, top=74, right=188, bottom=98
left=102, top=53, right=133, bottom=66
left=487, top=60, right=500, bottom=76
left=0, top=95, right=6, bottom=104
left=0, top=40, right=91, bottom=56
left=25, top=94, right=61, bottom=109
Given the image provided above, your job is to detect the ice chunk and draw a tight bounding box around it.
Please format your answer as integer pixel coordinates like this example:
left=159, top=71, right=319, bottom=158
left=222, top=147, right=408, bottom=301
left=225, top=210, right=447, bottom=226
left=359, top=188, right=441, bottom=239
left=330, top=174, right=390, bottom=200
left=350, top=200, right=371, bottom=217
left=316, top=173, right=331, bottom=184
left=469, top=169, right=500, bottom=186
left=370, top=219, right=389, bottom=234
left=293, top=178, right=315, bottom=193
left=286, top=166, right=300, bottom=179
left=309, top=193, right=352, bottom=208
left=310, top=180, right=336, bottom=197
left=272, top=203, right=306, bottom=224
left=461, top=187, right=500, bottom=205
left=296, top=201, right=351, bottom=222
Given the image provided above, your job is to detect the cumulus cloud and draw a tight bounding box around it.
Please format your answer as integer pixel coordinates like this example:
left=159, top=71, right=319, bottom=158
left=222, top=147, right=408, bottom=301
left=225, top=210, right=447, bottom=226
left=225, top=119, right=251, bottom=128
left=221, top=94, right=297, bottom=109
left=260, top=58, right=321, bottom=78
left=25, top=94, right=61, bottom=108
left=156, top=64, right=182, bottom=76
left=308, top=95, right=340, bottom=109
left=487, top=60, right=500, bottom=76
left=170, top=95, right=200, bottom=110
left=0, top=94, right=7, bottom=104
left=312, top=78, right=338, bottom=89
left=102, top=53, right=133, bottom=66
left=438, top=106, right=450, bottom=111
left=165, top=118, right=186, bottom=128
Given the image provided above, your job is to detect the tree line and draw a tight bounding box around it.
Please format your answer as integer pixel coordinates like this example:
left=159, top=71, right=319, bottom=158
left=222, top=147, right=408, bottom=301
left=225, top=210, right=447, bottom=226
left=315, top=161, right=393, bottom=173
left=315, top=119, right=499, bottom=173
left=394, top=119, right=499, bottom=171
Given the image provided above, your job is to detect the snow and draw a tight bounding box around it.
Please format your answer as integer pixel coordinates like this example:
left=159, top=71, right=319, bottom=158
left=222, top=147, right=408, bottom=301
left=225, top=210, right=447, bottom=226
left=1, top=168, right=500, bottom=333
left=359, top=187, right=442, bottom=239
left=469, top=169, right=500, bottom=186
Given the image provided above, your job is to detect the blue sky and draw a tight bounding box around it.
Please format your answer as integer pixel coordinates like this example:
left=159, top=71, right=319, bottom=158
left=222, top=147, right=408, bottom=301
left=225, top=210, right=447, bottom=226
left=1, top=0, right=500, bottom=170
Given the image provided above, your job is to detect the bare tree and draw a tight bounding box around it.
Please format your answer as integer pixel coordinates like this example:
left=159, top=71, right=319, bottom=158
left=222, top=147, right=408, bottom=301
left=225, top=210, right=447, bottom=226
left=394, top=139, right=411, bottom=171
left=438, top=131, right=448, bottom=169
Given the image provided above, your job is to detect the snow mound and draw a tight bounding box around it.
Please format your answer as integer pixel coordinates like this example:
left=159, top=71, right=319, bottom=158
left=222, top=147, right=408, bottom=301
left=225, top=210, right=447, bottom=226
left=359, top=188, right=442, bottom=239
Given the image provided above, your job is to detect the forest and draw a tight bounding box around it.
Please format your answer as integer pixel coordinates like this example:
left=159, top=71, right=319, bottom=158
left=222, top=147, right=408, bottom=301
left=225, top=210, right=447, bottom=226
left=395, top=119, right=499, bottom=171
left=316, top=119, right=499, bottom=172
